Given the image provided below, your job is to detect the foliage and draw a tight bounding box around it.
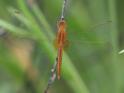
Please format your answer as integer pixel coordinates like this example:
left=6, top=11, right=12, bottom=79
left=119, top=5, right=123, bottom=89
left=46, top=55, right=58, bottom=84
left=0, top=0, right=123, bottom=93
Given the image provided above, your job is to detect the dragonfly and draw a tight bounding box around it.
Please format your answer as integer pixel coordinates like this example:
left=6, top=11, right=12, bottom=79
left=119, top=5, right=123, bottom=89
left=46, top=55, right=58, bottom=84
left=54, top=0, right=68, bottom=80
left=54, top=0, right=111, bottom=80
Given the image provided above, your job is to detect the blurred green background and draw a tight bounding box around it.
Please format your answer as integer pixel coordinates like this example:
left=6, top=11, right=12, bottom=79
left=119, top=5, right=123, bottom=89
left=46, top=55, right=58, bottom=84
left=0, top=0, right=124, bottom=93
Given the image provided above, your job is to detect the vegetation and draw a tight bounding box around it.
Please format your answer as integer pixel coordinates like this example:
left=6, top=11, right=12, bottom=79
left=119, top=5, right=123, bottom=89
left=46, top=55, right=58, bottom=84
left=0, top=0, right=124, bottom=93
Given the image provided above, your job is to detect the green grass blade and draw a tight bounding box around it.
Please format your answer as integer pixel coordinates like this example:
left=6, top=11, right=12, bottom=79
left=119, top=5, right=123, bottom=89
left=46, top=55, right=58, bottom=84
left=0, top=19, right=29, bottom=37
left=108, top=0, right=122, bottom=93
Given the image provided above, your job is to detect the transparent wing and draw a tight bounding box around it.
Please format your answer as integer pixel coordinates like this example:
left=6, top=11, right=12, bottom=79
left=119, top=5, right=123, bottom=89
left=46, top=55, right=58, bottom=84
left=63, top=22, right=111, bottom=65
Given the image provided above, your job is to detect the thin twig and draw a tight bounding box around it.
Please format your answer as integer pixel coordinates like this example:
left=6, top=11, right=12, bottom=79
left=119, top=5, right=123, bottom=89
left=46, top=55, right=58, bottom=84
left=44, top=58, right=58, bottom=93
left=61, top=0, right=67, bottom=19
left=44, top=0, right=68, bottom=92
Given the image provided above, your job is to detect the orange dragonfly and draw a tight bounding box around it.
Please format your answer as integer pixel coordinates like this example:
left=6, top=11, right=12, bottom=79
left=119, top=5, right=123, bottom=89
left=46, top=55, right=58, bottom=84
left=54, top=18, right=67, bottom=80
left=54, top=0, right=68, bottom=80
left=54, top=0, right=111, bottom=80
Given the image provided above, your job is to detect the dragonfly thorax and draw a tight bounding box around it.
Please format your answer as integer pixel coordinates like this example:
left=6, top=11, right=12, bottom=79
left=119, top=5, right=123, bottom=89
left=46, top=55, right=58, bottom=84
left=58, top=20, right=66, bottom=29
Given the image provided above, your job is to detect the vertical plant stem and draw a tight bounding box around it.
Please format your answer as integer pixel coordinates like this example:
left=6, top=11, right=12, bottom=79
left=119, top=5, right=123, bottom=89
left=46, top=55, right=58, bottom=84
left=108, top=0, right=122, bottom=93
